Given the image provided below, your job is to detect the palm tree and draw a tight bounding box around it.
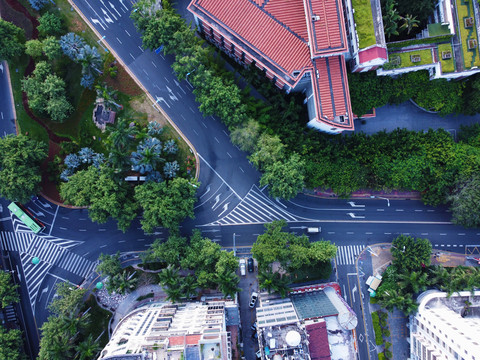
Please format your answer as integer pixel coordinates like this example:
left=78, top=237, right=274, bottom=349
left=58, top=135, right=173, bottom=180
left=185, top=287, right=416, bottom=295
left=429, top=265, right=449, bottom=290
left=77, top=45, right=102, bottom=77
left=114, top=271, right=137, bottom=295
left=399, top=14, right=420, bottom=35
left=397, top=271, right=429, bottom=294
left=158, top=266, right=180, bottom=288
left=383, top=0, right=401, bottom=40
left=216, top=271, right=240, bottom=299
left=59, top=32, right=86, bottom=60
left=107, top=118, right=137, bottom=150
left=108, top=148, right=131, bottom=171
left=165, top=286, right=182, bottom=303
left=258, top=269, right=276, bottom=293
left=181, top=275, right=198, bottom=299
left=75, top=334, right=100, bottom=360
left=131, top=138, right=164, bottom=174
left=95, top=83, right=122, bottom=110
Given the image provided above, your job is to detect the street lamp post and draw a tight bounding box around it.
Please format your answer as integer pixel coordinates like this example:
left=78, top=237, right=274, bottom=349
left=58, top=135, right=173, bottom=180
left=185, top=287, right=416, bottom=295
left=370, top=195, right=390, bottom=207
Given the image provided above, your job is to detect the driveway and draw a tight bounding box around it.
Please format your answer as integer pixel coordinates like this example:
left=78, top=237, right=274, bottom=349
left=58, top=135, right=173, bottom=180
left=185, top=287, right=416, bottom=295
left=354, top=101, right=480, bottom=137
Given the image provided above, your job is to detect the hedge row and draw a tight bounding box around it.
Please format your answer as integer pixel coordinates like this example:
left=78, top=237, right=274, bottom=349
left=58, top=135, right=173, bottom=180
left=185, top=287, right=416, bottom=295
left=372, top=311, right=383, bottom=345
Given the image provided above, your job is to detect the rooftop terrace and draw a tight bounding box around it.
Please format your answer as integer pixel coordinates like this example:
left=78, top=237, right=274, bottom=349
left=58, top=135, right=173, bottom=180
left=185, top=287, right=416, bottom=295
left=290, top=290, right=338, bottom=320
left=351, top=0, right=376, bottom=48
left=455, top=0, right=480, bottom=68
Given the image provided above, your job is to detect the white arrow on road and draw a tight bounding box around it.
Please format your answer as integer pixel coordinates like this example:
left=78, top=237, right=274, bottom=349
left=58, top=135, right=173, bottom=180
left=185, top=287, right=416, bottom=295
left=119, top=0, right=129, bottom=10
left=347, top=201, right=365, bottom=208
left=212, top=194, right=221, bottom=209
left=28, top=208, right=45, bottom=217
left=155, top=96, right=170, bottom=108
left=347, top=212, right=365, bottom=219
left=202, top=229, right=220, bottom=233
left=0, top=217, right=10, bottom=222
left=101, top=8, right=115, bottom=23
left=352, top=284, right=357, bottom=303
left=0, top=63, right=3, bottom=73
left=16, top=266, right=21, bottom=282
left=166, top=85, right=179, bottom=101
left=38, top=200, right=52, bottom=209
left=91, top=18, right=106, bottom=30
left=39, top=286, right=49, bottom=301
left=199, top=186, right=211, bottom=199
left=218, top=203, right=230, bottom=217
left=109, top=1, right=122, bottom=17
left=174, top=80, right=187, bottom=94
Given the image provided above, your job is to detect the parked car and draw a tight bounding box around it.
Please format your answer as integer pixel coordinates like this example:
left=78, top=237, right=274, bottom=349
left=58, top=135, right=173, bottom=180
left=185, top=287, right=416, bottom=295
left=239, top=258, right=246, bottom=276
left=249, top=292, right=258, bottom=308
left=247, top=258, right=254, bottom=272
left=307, top=227, right=321, bottom=233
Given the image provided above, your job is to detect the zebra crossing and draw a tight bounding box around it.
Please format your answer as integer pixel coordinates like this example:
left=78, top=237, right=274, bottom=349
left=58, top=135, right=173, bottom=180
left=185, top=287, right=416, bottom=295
left=1, top=231, right=95, bottom=310
left=57, top=252, right=96, bottom=279
left=4, top=304, right=17, bottom=323
left=336, top=245, right=364, bottom=266
left=211, top=186, right=312, bottom=226
left=20, top=253, right=52, bottom=312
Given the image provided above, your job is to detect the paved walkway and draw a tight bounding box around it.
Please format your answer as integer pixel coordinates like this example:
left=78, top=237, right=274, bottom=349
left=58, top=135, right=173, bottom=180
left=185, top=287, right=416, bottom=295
left=354, top=101, right=480, bottom=136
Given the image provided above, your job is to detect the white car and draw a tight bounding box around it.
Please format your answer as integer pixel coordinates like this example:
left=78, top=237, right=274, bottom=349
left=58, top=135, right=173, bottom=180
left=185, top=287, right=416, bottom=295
left=239, top=259, right=246, bottom=276
left=249, top=292, right=258, bottom=308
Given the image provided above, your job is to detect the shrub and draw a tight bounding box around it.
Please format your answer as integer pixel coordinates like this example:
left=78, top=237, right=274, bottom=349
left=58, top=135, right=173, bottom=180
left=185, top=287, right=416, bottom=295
left=385, top=350, right=393, bottom=359
left=378, top=353, right=386, bottom=360
left=371, top=311, right=383, bottom=345
left=383, top=328, right=391, bottom=337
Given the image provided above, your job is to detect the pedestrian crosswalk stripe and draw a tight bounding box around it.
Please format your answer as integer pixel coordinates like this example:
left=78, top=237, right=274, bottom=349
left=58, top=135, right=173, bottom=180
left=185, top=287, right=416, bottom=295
left=0, top=231, right=33, bottom=253
left=210, top=185, right=312, bottom=226
left=20, top=253, right=52, bottom=312
left=336, top=245, right=364, bottom=266
left=56, top=252, right=96, bottom=279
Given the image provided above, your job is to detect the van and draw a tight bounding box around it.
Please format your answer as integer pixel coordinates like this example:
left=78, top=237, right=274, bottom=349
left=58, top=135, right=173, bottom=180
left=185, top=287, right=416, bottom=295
left=239, top=259, right=246, bottom=276
left=307, top=227, right=321, bottom=233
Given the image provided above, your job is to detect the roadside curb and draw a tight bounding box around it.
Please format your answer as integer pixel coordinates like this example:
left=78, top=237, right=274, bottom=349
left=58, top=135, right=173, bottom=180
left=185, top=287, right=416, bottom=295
left=66, top=0, right=200, bottom=181
left=305, top=190, right=422, bottom=201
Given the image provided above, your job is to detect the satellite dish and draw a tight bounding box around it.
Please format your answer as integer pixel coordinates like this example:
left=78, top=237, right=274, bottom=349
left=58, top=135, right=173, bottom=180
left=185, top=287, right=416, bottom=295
left=285, top=330, right=301, bottom=347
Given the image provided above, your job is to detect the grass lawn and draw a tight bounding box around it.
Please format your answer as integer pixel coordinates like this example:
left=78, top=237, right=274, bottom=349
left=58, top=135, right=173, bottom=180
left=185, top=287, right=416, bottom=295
left=81, top=294, right=112, bottom=349
left=456, top=0, right=480, bottom=68
left=351, top=0, right=376, bottom=49
left=388, top=49, right=434, bottom=68
left=438, top=43, right=455, bottom=73
left=428, top=23, right=451, bottom=36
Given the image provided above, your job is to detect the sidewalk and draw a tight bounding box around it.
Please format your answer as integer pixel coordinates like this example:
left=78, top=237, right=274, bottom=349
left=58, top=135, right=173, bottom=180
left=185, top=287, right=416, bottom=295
left=356, top=244, right=475, bottom=360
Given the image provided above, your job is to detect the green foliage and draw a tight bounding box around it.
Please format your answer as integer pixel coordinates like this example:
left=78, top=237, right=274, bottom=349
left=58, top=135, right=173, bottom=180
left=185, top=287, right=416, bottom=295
left=135, top=178, right=198, bottom=232
left=96, top=252, right=122, bottom=278
left=391, top=235, right=432, bottom=273
left=0, top=272, right=19, bottom=308
left=0, top=134, right=48, bottom=203
left=37, top=12, right=64, bottom=37
left=25, top=39, right=44, bottom=58
left=260, top=153, right=305, bottom=200
left=378, top=353, right=386, bottom=360
left=49, top=282, right=87, bottom=317
left=250, top=133, right=285, bottom=170
left=413, top=78, right=464, bottom=115
left=230, top=119, right=261, bottom=153
left=22, top=61, right=73, bottom=123
left=0, top=19, right=25, bottom=61
left=143, top=235, right=187, bottom=267
left=42, top=37, right=62, bottom=60
left=60, top=166, right=138, bottom=232
left=387, top=35, right=453, bottom=49
left=371, top=311, right=383, bottom=345
left=449, top=175, right=480, bottom=227
left=0, top=327, right=25, bottom=360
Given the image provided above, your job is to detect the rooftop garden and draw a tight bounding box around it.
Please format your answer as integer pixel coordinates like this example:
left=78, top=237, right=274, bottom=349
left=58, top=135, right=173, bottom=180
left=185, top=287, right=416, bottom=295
left=438, top=43, right=455, bottom=73
left=428, top=23, right=451, bottom=36
left=352, top=0, right=377, bottom=49
left=456, top=0, right=480, bottom=68
left=385, top=48, right=434, bottom=68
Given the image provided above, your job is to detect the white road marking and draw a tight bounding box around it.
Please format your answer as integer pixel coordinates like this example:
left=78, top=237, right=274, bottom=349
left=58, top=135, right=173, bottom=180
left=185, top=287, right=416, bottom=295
left=143, top=69, right=148, bottom=75
left=214, top=137, right=220, bottom=143
left=458, top=233, right=465, bottom=235
left=239, top=167, right=245, bottom=173
left=59, top=227, right=67, bottom=230
left=193, top=129, right=199, bottom=135
left=151, top=61, right=157, bottom=67
left=189, top=106, right=195, bottom=113
left=116, top=37, right=122, bottom=44
left=347, top=232, right=354, bottom=234
left=164, top=76, right=170, bottom=83
left=125, top=29, right=131, bottom=36
left=395, top=209, right=404, bottom=212
left=197, top=153, right=242, bottom=200
left=99, top=229, right=106, bottom=231
left=377, top=209, right=384, bottom=211
left=79, top=229, right=87, bottom=232
left=201, top=122, right=207, bottom=128
left=227, top=152, right=232, bottom=158
left=415, top=209, right=423, bottom=212
left=100, top=244, right=107, bottom=248
left=130, top=53, right=135, bottom=60
left=223, top=130, right=229, bottom=136
left=440, top=233, right=447, bottom=236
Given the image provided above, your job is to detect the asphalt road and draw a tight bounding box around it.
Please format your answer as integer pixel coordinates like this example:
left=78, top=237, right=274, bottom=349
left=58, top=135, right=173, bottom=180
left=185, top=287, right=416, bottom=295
left=0, top=61, right=17, bottom=136
left=1, top=0, right=480, bottom=358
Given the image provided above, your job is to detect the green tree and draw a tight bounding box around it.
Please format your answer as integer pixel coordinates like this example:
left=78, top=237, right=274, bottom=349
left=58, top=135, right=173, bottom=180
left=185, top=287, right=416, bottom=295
left=95, top=83, right=122, bottom=110
left=0, top=19, right=25, bottom=61
left=260, top=153, right=305, bottom=200
left=250, top=133, right=285, bottom=170
left=49, top=282, right=87, bottom=317
left=0, top=327, right=25, bottom=360
left=109, top=271, right=137, bottom=294
left=60, top=166, right=139, bottom=232
left=25, top=39, right=44, bottom=58
left=38, top=12, right=64, bottom=37
left=448, top=175, right=480, bottom=228
left=383, top=0, right=401, bottom=40
left=230, top=119, right=261, bottom=153
left=216, top=271, right=240, bottom=298
left=158, top=266, right=180, bottom=288
left=397, top=271, right=429, bottom=294
left=43, top=36, right=62, bottom=60
left=75, top=334, right=100, bottom=360
left=0, top=134, right=48, bottom=203
left=180, top=275, right=198, bottom=299
left=107, top=118, right=137, bottom=150
left=399, top=14, right=420, bottom=34
left=134, top=178, right=198, bottom=232
left=96, top=252, right=122, bottom=278
left=143, top=235, right=187, bottom=266
left=252, top=220, right=291, bottom=270
left=391, top=235, right=432, bottom=273
left=0, top=271, right=19, bottom=308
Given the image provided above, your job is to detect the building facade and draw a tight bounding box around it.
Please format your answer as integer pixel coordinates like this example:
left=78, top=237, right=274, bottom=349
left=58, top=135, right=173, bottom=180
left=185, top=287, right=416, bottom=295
left=410, top=291, right=480, bottom=360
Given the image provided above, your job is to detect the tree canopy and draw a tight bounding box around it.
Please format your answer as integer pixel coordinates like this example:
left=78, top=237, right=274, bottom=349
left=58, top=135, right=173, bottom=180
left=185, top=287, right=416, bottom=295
left=134, top=178, right=198, bottom=232
left=0, top=135, right=48, bottom=203
left=0, top=19, right=25, bottom=61
left=0, top=271, right=19, bottom=308
left=0, top=327, right=25, bottom=360
left=448, top=175, right=480, bottom=228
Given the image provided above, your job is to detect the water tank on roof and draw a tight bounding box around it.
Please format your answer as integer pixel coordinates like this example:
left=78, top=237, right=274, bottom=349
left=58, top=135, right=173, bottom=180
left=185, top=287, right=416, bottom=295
left=285, top=330, right=301, bottom=347
left=273, top=354, right=282, bottom=360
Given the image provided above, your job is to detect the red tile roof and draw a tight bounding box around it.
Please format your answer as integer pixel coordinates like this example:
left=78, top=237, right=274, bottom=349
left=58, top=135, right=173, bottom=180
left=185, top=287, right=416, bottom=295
left=192, top=0, right=311, bottom=76
left=358, top=46, right=388, bottom=64
left=304, top=0, right=347, bottom=56
left=264, top=0, right=309, bottom=41
left=168, top=335, right=202, bottom=347
left=305, top=322, right=331, bottom=360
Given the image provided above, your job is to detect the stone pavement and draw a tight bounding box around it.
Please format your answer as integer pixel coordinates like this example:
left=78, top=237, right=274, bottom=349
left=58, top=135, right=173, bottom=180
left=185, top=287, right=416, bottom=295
left=357, top=244, right=478, bottom=360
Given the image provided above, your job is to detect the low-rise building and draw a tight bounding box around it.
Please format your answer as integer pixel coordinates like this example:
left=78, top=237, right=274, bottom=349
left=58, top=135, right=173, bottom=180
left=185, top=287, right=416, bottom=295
left=99, top=301, right=236, bottom=360
left=410, top=290, right=480, bottom=360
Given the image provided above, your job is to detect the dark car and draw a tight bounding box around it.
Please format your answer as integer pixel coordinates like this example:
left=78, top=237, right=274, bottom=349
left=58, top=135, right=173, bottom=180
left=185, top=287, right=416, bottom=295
left=247, top=258, right=254, bottom=272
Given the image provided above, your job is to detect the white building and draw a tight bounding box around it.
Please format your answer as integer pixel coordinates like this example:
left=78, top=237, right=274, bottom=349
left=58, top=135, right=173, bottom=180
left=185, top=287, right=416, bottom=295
left=100, top=301, right=234, bottom=360
left=410, top=290, right=480, bottom=360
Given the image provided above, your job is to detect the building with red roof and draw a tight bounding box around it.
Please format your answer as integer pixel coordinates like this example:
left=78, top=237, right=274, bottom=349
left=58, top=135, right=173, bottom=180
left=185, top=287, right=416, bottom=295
left=188, top=0, right=354, bottom=134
